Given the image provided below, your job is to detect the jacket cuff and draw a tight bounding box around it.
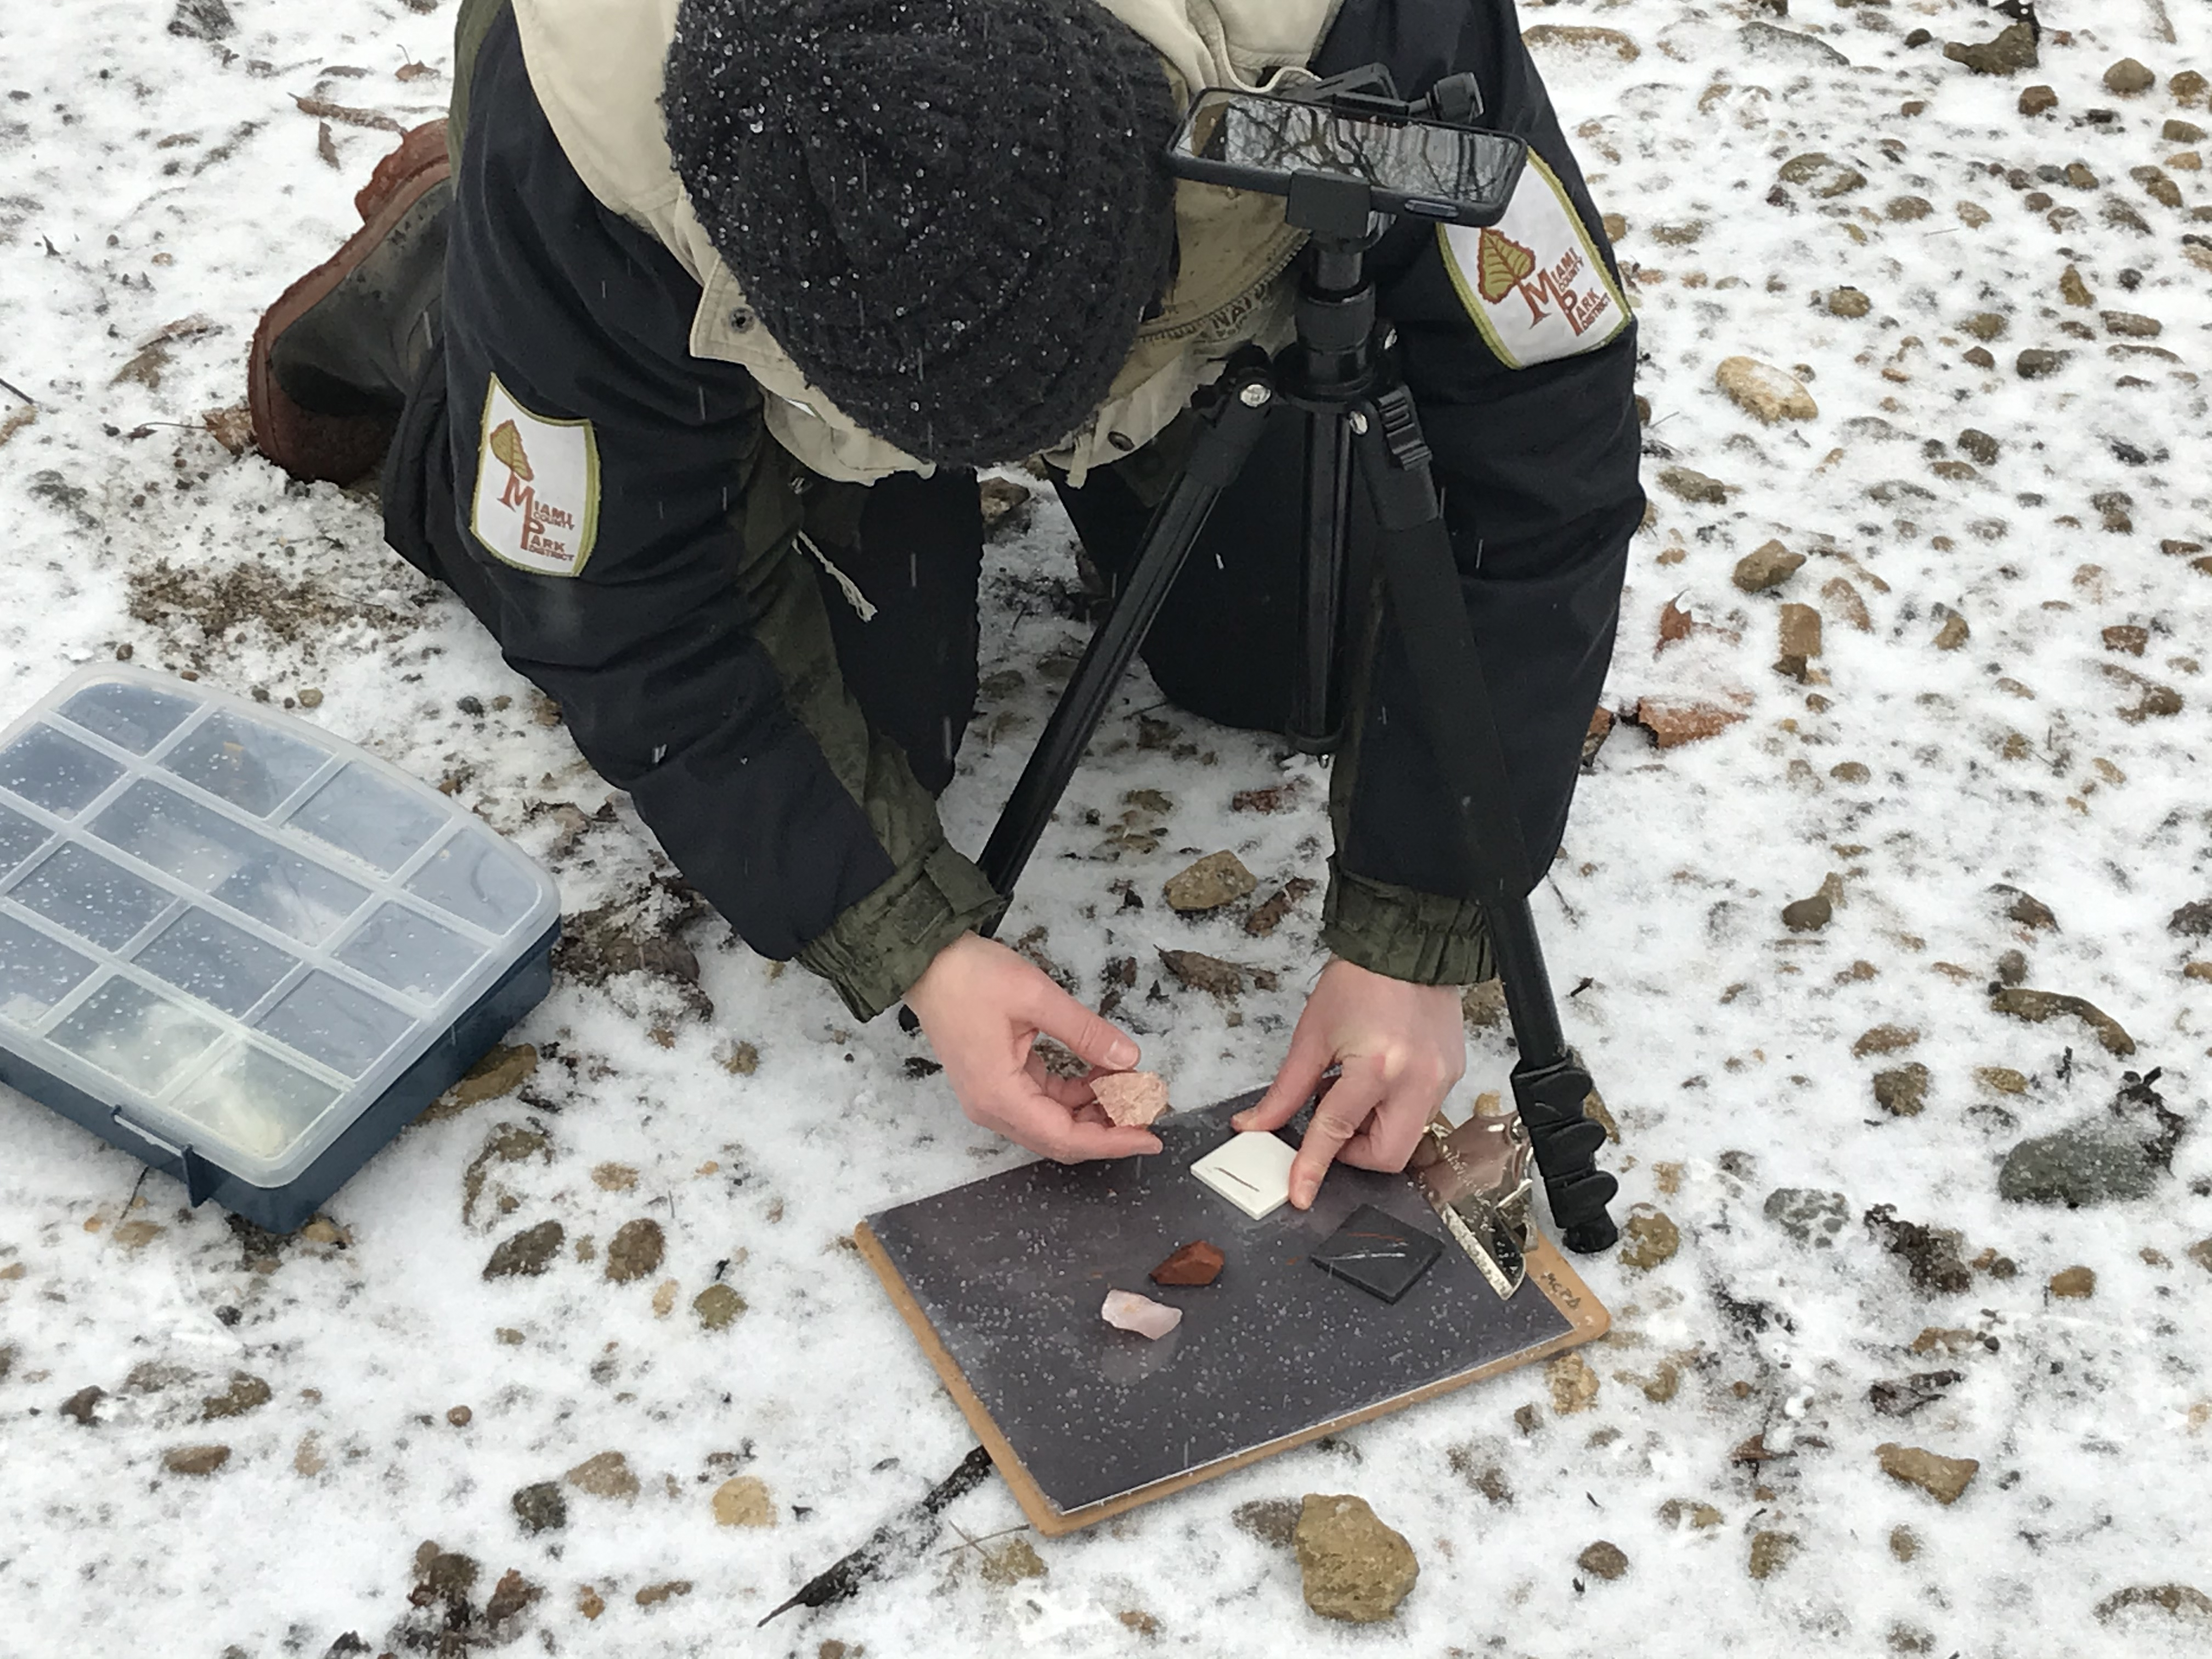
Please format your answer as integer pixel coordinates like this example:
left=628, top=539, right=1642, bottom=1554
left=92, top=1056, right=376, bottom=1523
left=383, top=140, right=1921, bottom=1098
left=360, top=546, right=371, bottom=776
left=797, top=837, right=1008, bottom=1021
left=1320, top=860, right=1498, bottom=986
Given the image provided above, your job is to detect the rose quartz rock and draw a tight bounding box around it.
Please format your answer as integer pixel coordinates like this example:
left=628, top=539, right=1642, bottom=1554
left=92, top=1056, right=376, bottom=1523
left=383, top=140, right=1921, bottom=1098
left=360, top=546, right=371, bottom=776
left=1101, top=1289, right=1183, bottom=1340
left=1092, top=1070, right=1171, bottom=1127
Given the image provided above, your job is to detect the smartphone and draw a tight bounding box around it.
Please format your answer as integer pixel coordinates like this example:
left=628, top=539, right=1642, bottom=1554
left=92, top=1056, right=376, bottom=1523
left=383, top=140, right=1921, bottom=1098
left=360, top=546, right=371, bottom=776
left=1167, top=86, right=1527, bottom=227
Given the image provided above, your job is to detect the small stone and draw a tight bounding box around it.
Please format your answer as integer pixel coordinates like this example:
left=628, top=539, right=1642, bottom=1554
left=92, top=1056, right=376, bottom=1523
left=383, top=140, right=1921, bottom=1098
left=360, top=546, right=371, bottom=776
left=712, top=1475, right=776, bottom=1527
left=201, top=1373, right=271, bottom=1420
left=1519, top=24, right=1640, bottom=63
left=1616, top=1209, right=1679, bottom=1271
left=1944, top=24, right=2037, bottom=75
left=296, top=687, right=323, bottom=710
left=1996, top=950, right=2029, bottom=986
left=1577, top=1541, right=1629, bottom=1582
left=591, top=1162, right=638, bottom=1190
left=1294, top=1494, right=1419, bottom=1623
left=1157, top=947, right=1245, bottom=997
left=1830, top=761, right=1871, bottom=784
left=163, top=1444, right=232, bottom=1476
left=635, top=1581, right=692, bottom=1608
left=1149, top=1240, right=1224, bottom=1287
left=1957, top=429, right=2000, bottom=465
left=2049, top=1266, right=2095, bottom=1299
left=1716, top=357, right=1818, bottom=423
left=2060, top=266, right=2095, bottom=309
left=1890, top=1526, right=1920, bottom=1562
left=1957, top=201, right=1992, bottom=228
left=1548, top=1351, right=1600, bottom=1414
left=1633, top=698, right=1746, bottom=749
left=1988, top=988, right=2134, bottom=1056
left=1977, top=1066, right=2029, bottom=1094
left=2019, top=84, right=2058, bottom=116
left=1163, top=851, right=1257, bottom=912
left=2102, top=311, right=2163, bottom=340
left=1821, top=576, right=1872, bottom=633
left=978, top=476, right=1033, bottom=538
left=486, top=1569, right=542, bottom=1628
left=2167, top=119, right=2208, bottom=144
left=2188, top=1240, right=2212, bottom=1274
left=1961, top=346, right=1996, bottom=370
left=1877, top=1443, right=1979, bottom=1504
left=1747, top=1531, right=1798, bottom=1580
left=1657, top=466, right=1730, bottom=505
left=604, top=1218, right=665, bottom=1285
left=1778, top=603, right=1822, bottom=664
left=1886, top=195, right=1932, bottom=222
left=1764, top=1188, right=1850, bottom=1248
left=2000, top=1126, right=2160, bottom=1206
left=446, top=1405, right=472, bottom=1427
left=422, top=1043, right=539, bottom=1124
left=1865, top=1205, right=1972, bottom=1295
left=1092, top=1071, right=1172, bottom=1127
left=2103, top=59, right=2155, bottom=96
left=1827, top=286, right=1873, bottom=318
left=576, top=1587, right=605, bottom=1620
left=2174, top=900, right=2212, bottom=937
left=566, top=1451, right=640, bottom=1502
left=1733, top=540, right=1805, bottom=592
left=1777, top=152, right=1867, bottom=197
left=1870, top=1370, right=1963, bottom=1418
left=1874, top=1064, right=1931, bottom=1118
left=60, top=1385, right=105, bottom=1425
left=1961, top=312, right=2007, bottom=342
left=1658, top=1499, right=1723, bottom=1531
left=1103, top=1289, right=1183, bottom=1340
left=721, top=1040, right=760, bottom=1075
left=1934, top=614, right=1971, bottom=651
left=1781, top=893, right=1832, bottom=933
left=1853, top=1025, right=1921, bottom=1058
left=294, top=1433, right=326, bottom=1476
left=2176, top=70, right=2211, bottom=106
left=483, top=1221, right=564, bottom=1279
left=2096, top=1584, right=2212, bottom=1624
left=693, top=1283, right=746, bottom=1330
left=512, top=1482, right=567, bottom=1534
left=651, top=1279, right=679, bottom=1317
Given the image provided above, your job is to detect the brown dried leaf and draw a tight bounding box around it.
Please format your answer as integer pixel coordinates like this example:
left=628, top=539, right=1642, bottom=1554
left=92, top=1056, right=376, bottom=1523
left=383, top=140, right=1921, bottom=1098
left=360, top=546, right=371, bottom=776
left=292, top=94, right=403, bottom=133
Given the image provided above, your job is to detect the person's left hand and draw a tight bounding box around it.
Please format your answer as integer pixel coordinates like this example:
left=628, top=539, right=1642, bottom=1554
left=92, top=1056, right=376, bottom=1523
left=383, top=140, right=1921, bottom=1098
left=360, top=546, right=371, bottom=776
left=1231, top=957, right=1466, bottom=1209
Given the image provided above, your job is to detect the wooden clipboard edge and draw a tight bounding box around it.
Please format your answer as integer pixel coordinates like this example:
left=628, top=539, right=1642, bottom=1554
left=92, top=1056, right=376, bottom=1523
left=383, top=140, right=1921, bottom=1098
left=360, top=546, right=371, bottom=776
left=853, top=1219, right=1610, bottom=1540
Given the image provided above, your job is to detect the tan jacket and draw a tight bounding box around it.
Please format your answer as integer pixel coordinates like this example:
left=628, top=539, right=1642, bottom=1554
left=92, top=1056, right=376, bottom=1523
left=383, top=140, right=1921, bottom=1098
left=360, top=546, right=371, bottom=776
left=511, top=0, right=1344, bottom=483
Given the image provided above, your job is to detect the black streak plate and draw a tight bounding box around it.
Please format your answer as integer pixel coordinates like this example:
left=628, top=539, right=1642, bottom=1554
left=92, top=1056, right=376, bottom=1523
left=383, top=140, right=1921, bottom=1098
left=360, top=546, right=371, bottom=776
left=864, top=1091, right=1574, bottom=1516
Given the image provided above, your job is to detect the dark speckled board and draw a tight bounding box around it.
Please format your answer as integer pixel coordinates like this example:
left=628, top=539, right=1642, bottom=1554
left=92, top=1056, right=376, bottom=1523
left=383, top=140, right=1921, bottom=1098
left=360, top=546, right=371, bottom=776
left=859, top=1091, right=1609, bottom=1534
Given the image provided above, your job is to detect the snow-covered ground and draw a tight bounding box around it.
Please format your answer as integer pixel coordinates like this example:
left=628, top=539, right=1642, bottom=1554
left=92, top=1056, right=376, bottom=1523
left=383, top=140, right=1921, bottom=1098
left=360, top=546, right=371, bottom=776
left=3, top=2, right=2209, bottom=1654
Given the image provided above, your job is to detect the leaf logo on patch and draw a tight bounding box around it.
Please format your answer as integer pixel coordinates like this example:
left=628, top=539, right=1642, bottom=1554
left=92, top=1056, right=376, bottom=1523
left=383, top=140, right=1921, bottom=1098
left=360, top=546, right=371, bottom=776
left=488, top=419, right=534, bottom=483
left=1475, top=227, right=1537, bottom=305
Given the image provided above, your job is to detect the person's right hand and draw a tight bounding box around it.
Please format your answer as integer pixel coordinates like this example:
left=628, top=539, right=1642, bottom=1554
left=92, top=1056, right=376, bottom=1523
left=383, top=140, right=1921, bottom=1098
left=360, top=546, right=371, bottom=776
left=904, top=932, right=1163, bottom=1164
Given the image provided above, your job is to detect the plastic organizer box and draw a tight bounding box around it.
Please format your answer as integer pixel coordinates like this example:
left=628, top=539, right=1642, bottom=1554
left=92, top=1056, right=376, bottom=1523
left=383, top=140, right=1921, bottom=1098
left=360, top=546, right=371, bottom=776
left=0, top=668, right=560, bottom=1232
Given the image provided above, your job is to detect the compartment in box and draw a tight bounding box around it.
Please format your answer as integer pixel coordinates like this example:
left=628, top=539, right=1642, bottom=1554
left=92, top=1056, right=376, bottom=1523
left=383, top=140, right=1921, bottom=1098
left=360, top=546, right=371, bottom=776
left=58, top=681, right=196, bottom=755
left=255, top=972, right=413, bottom=1077
left=167, top=1041, right=339, bottom=1162
left=49, top=976, right=224, bottom=1093
left=407, top=833, right=539, bottom=933
left=10, top=844, right=172, bottom=950
left=0, top=726, right=125, bottom=816
left=336, top=901, right=479, bottom=1000
left=162, top=712, right=328, bottom=816
left=289, top=763, right=445, bottom=874
left=134, top=910, right=298, bottom=1018
left=0, top=800, right=48, bottom=876
left=0, top=914, right=98, bottom=1025
left=92, top=783, right=366, bottom=946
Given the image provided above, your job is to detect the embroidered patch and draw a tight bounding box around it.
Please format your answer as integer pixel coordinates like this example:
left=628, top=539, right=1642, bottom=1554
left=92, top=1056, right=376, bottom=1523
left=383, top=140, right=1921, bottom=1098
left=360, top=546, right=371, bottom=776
left=470, top=373, right=600, bottom=577
left=1438, top=154, right=1629, bottom=370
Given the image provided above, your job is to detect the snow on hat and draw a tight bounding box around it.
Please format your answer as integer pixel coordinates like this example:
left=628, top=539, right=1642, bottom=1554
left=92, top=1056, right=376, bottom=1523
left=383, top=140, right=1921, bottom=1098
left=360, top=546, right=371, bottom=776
left=664, top=0, right=1180, bottom=465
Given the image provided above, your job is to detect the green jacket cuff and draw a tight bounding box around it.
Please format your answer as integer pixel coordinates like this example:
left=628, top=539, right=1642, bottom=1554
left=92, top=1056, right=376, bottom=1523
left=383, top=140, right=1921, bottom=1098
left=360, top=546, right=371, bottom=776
left=797, top=837, right=1008, bottom=1021
left=1320, top=860, right=1497, bottom=986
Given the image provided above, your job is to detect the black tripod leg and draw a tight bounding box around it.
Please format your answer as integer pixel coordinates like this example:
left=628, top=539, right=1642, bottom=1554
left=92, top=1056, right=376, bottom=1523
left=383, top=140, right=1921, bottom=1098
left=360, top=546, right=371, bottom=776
left=978, top=362, right=1278, bottom=908
left=1349, top=400, right=1620, bottom=1254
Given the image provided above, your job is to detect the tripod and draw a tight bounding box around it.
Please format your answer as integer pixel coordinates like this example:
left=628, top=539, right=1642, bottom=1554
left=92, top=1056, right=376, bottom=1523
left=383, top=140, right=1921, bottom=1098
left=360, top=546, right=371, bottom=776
left=974, top=161, right=1620, bottom=1255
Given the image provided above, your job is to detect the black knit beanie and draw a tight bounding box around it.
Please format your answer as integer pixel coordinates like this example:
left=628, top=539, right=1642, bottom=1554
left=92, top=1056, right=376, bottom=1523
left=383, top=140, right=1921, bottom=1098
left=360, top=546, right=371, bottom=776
left=664, top=0, right=1180, bottom=466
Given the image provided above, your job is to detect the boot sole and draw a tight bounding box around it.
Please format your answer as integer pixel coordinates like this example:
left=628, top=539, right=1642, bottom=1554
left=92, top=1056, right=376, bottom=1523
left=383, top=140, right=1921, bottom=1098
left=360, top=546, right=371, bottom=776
left=247, top=123, right=450, bottom=484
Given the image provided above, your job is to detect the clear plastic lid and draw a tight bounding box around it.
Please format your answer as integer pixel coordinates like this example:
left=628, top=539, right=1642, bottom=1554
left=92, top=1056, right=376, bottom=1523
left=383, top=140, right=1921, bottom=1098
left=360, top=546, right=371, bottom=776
left=0, top=669, right=561, bottom=1188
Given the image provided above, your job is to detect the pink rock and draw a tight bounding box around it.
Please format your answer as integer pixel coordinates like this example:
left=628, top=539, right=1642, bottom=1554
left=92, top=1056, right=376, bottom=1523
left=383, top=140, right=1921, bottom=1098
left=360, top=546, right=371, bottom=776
left=1101, top=1289, right=1183, bottom=1340
left=1092, top=1070, right=1171, bottom=1127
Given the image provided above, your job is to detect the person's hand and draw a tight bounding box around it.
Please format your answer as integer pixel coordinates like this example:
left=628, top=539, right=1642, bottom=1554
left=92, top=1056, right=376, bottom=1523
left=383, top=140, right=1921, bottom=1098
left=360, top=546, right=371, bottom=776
left=1231, top=957, right=1466, bottom=1209
left=905, top=932, right=1163, bottom=1164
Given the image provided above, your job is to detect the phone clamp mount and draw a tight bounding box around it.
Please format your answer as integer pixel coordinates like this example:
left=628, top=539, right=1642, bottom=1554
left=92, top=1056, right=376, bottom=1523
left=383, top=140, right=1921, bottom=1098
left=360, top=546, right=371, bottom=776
left=974, top=66, right=1620, bottom=1257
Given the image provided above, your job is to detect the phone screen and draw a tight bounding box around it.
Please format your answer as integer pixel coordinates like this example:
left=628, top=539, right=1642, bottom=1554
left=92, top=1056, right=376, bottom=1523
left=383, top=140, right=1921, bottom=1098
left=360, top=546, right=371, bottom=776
left=1175, top=89, right=1522, bottom=222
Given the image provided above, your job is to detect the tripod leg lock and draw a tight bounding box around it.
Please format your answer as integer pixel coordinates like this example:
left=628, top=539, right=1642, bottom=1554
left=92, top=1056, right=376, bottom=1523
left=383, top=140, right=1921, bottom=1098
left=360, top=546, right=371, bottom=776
left=1509, top=1052, right=1621, bottom=1255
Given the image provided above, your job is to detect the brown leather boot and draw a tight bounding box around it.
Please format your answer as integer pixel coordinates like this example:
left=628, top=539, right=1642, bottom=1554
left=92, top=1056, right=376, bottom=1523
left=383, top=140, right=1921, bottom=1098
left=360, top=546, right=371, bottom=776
left=247, top=121, right=451, bottom=484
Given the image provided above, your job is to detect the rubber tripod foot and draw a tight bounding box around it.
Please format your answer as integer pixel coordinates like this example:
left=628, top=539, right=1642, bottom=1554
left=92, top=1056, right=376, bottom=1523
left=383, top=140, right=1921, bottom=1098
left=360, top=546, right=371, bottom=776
left=1561, top=1216, right=1620, bottom=1255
